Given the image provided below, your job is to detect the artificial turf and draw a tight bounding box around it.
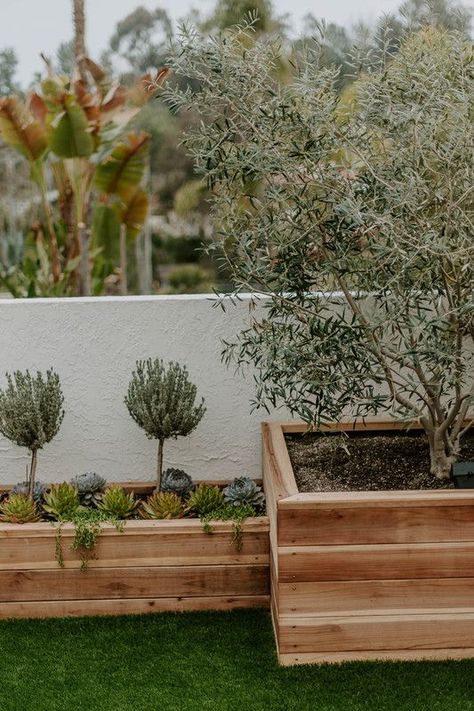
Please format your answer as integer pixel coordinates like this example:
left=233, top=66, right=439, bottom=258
left=0, top=609, right=473, bottom=711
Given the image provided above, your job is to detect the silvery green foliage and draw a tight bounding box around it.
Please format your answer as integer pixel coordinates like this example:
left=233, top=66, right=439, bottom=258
left=71, top=472, right=107, bottom=507
left=0, top=369, right=64, bottom=452
left=125, top=359, right=206, bottom=442
left=161, top=468, right=194, bottom=497
left=223, top=477, right=265, bottom=509
left=11, top=480, right=47, bottom=504
left=165, top=23, right=474, bottom=478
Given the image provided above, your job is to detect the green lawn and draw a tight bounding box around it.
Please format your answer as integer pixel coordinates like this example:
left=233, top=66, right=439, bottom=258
left=0, top=609, right=472, bottom=711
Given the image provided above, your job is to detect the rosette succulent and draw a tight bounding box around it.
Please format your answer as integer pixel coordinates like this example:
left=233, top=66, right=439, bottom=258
left=223, top=477, right=265, bottom=510
left=71, top=472, right=106, bottom=507
left=43, top=482, right=80, bottom=520
left=11, top=480, right=47, bottom=505
left=187, top=484, right=224, bottom=516
left=98, top=487, right=138, bottom=520
left=141, top=491, right=184, bottom=520
left=161, top=468, right=193, bottom=497
left=0, top=493, right=41, bottom=523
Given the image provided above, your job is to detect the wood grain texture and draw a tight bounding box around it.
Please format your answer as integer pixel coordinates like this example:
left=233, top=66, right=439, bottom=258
left=261, top=422, right=298, bottom=500
left=279, top=542, right=474, bottom=582
left=278, top=504, right=474, bottom=546
left=0, top=523, right=269, bottom=570
left=263, top=418, right=474, bottom=665
left=279, top=579, right=474, bottom=616
left=278, top=612, right=474, bottom=653
left=0, top=595, right=270, bottom=620
left=0, top=564, right=269, bottom=602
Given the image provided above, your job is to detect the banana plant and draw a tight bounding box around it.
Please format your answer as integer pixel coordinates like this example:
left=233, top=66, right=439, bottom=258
left=94, top=131, right=150, bottom=294
left=0, top=63, right=168, bottom=295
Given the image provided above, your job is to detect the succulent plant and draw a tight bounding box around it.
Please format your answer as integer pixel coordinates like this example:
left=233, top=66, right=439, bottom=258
left=98, top=487, right=138, bottom=520
left=71, top=472, right=106, bottom=507
left=0, top=493, right=41, bottom=523
left=223, top=477, right=265, bottom=510
left=43, top=483, right=80, bottom=520
left=141, top=491, right=184, bottom=520
left=11, top=480, right=47, bottom=505
left=161, top=468, right=193, bottom=497
left=187, top=484, right=225, bottom=516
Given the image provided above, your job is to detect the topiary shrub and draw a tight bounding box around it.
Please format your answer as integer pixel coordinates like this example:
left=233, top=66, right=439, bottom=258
left=0, top=370, right=64, bottom=500
left=125, top=359, right=206, bottom=490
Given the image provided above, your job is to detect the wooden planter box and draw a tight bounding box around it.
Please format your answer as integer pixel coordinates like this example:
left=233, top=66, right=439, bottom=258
left=262, top=421, right=474, bottom=666
left=0, top=482, right=270, bottom=620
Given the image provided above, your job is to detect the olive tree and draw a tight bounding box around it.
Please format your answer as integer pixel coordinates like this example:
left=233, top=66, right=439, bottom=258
left=164, top=22, right=474, bottom=479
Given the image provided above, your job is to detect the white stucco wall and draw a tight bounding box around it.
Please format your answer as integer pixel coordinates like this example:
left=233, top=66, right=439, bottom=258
left=0, top=295, right=290, bottom=485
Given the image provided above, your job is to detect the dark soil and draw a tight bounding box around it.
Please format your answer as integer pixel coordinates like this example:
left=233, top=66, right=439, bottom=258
left=286, top=429, right=474, bottom=492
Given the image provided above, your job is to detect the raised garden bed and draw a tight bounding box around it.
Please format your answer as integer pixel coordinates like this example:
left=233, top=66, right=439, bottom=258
left=262, top=420, right=474, bottom=666
left=0, top=482, right=270, bottom=620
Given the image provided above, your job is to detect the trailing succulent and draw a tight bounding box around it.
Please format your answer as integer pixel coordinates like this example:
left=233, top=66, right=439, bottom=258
left=161, top=468, right=193, bottom=497
left=98, top=487, right=138, bottom=520
left=187, top=484, right=224, bottom=516
left=223, top=477, right=265, bottom=510
left=43, top=483, right=80, bottom=520
left=141, top=491, right=184, bottom=519
left=0, top=493, right=40, bottom=523
left=71, top=472, right=106, bottom=507
left=11, top=480, right=47, bottom=505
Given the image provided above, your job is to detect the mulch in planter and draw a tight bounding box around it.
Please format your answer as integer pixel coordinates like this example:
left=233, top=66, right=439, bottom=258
left=286, top=429, right=474, bottom=493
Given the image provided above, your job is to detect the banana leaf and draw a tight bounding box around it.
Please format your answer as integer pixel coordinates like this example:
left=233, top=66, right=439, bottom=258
left=94, top=131, right=149, bottom=201
left=48, top=94, right=94, bottom=158
left=121, top=188, right=149, bottom=239
left=91, top=204, right=121, bottom=262
left=0, top=97, right=47, bottom=161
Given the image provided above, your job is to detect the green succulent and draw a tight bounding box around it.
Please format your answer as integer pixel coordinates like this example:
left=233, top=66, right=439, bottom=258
left=43, top=482, right=80, bottom=520
left=71, top=472, right=106, bottom=507
left=223, top=477, right=265, bottom=510
left=98, top=487, right=138, bottom=520
left=187, top=484, right=224, bottom=516
left=0, top=493, right=41, bottom=523
left=161, top=468, right=193, bottom=497
left=11, top=480, right=47, bottom=505
left=141, top=491, right=184, bottom=520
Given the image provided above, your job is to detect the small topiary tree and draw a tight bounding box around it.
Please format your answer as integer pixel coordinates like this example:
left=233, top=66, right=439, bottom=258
left=0, top=369, right=65, bottom=499
left=125, top=359, right=206, bottom=489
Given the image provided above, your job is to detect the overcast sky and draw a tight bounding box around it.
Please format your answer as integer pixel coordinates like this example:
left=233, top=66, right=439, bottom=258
left=1, top=0, right=473, bottom=84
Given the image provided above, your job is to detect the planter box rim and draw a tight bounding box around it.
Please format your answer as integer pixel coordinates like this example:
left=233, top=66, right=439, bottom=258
left=0, top=516, right=269, bottom=536
left=262, top=419, right=474, bottom=501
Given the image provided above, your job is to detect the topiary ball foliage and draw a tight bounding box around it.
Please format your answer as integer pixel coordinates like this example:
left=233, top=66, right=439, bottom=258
left=161, top=468, right=193, bottom=497
left=125, top=359, right=206, bottom=443
left=0, top=369, right=64, bottom=453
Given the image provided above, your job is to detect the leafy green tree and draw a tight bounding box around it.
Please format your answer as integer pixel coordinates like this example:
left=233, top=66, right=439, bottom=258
left=56, top=40, right=75, bottom=76
left=167, top=22, right=474, bottom=479
left=0, top=49, right=18, bottom=96
left=107, top=6, right=173, bottom=79
left=205, top=0, right=275, bottom=32
left=399, top=0, right=472, bottom=34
